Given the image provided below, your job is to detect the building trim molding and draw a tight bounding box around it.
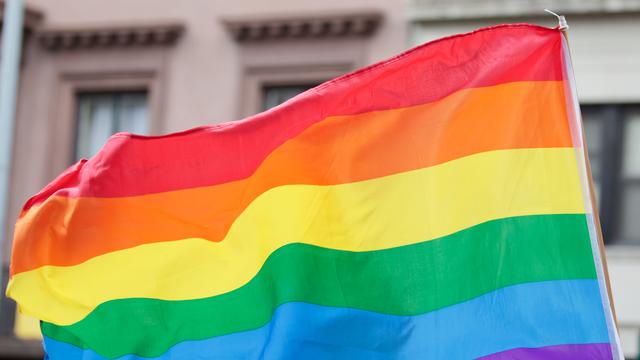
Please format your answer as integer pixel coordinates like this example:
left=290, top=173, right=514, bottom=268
left=223, top=11, right=383, bottom=42
left=37, top=22, right=185, bottom=51
left=408, top=0, right=640, bottom=21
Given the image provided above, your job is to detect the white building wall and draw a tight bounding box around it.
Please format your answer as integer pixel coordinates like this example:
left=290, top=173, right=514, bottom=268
left=410, top=15, right=640, bottom=103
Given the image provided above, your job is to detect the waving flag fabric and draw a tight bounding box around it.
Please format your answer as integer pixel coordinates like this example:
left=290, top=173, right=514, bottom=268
left=7, top=24, right=622, bottom=359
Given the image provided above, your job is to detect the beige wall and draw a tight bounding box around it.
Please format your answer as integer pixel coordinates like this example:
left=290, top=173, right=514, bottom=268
left=26, top=0, right=406, bottom=131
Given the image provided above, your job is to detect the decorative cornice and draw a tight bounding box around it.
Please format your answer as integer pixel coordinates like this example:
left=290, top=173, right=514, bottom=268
left=223, top=11, right=383, bottom=42
left=408, top=0, right=640, bottom=21
left=37, top=22, right=185, bottom=51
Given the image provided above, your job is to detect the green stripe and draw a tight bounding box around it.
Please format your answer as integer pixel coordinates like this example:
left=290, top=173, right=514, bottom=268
left=43, top=214, right=597, bottom=359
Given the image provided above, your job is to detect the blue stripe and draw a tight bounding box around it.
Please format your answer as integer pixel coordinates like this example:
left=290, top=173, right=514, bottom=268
left=44, top=279, right=610, bottom=360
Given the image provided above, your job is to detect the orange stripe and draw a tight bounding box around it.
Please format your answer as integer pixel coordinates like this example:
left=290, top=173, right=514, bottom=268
left=11, top=81, right=572, bottom=275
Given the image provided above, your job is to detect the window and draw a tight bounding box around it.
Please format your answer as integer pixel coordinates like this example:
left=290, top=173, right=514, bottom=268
left=619, top=110, right=640, bottom=245
left=262, top=84, right=316, bottom=111
left=582, top=105, right=640, bottom=245
left=582, top=109, right=605, bottom=200
left=75, top=91, right=149, bottom=160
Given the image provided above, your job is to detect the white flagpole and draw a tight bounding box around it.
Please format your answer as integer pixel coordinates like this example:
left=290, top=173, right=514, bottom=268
left=0, top=0, right=25, bottom=299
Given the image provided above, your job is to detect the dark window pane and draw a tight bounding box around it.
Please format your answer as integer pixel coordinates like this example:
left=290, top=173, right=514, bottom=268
left=581, top=108, right=605, bottom=199
left=262, top=84, right=315, bottom=111
left=617, top=183, right=640, bottom=245
left=617, top=110, right=640, bottom=245
left=583, top=112, right=604, bottom=155
left=75, top=91, right=148, bottom=161
left=118, top=93, right=149, bottom=135
left=622, top=111, right=640, bottom=178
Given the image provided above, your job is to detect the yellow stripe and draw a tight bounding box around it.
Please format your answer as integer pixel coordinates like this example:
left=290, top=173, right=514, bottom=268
left=8, top=148, right=586, bottom=325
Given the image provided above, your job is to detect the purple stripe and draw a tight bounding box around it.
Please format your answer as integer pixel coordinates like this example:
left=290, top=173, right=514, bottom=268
left=478, top=343, right=612, bottom=360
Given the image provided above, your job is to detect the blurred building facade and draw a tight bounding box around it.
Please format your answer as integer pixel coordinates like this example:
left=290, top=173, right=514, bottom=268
left=408, top=0, right=640, bottom=358
left=0, top=0, right=405, bottom=358
left=1, top=0, right=640, bottom=359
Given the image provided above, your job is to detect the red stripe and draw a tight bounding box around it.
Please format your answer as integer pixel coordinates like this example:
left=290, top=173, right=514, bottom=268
left=23, top=24, right=563, bottom=210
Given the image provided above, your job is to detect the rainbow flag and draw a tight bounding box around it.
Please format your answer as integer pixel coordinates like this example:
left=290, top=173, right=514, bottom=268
left=7, top=24, right=622, bottom=359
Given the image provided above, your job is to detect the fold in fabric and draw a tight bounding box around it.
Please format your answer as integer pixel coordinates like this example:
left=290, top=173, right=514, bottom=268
left=43, top=280, right=609, bottom=359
